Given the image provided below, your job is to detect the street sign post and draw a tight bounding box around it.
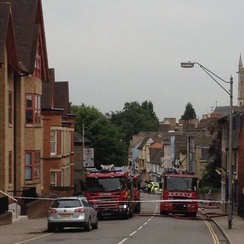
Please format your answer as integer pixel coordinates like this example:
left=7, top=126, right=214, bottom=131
left=83, top=148, right=94, bottom=167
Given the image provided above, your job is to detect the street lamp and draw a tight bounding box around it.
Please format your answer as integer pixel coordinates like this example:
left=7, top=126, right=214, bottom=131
left=181, top=61, right=233, bottom=229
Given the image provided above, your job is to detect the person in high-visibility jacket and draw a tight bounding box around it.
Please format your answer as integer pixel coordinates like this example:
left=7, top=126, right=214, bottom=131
left=151, top=182, right=162, bottom=194
left=147, top=182, right=152, bottom=194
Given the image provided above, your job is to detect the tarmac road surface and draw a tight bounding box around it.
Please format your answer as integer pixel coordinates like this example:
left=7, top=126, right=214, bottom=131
left=0, top=193, right=229, bottom=244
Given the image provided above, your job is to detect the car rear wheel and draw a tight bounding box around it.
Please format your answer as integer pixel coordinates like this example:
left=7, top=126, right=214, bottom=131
left=85, top=218, right=92, bottom=231
left=92, top=217, right=98, bottom=229
left=48, top=223, right=55, bottom=232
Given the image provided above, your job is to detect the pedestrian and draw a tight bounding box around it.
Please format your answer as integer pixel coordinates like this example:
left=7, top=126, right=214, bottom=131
left=207, top=189, right=212, bottom=206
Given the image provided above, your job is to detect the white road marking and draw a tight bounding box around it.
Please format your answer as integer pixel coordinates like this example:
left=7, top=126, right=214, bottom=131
left=129, top=231, right=137, bottom=236
left=118, top=195, right=158, bottom=244
left=118, top=238, right=128, bottom=244
left=13, top=233, right=52, bottom=244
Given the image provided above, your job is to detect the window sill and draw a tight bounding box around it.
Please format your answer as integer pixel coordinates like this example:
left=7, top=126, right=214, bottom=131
left=26, top=124, right=42, bottom=128
left=25, top=179, right=41, bottom=185
left=200, top=160, right=208, bottom=163
left=51, top=155, right=62, bottom=159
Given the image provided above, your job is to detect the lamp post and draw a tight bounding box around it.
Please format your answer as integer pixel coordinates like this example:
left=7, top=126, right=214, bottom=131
left=82, top=114, right=110, bottom=168
left=181, top=62, right=233, bottom=229
left=82, top=116, right=104, bottom=168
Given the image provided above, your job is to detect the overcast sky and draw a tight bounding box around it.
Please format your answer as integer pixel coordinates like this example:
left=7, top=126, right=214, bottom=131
left=42, top=0, right=244, bottom=121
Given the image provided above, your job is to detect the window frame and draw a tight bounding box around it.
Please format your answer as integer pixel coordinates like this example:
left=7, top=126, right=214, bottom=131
left=200, top=147, right=210, bottom=163
left=51, top=130, right=57, bottom=156
left=69, top=131, right=72, bottom=152
left=61, top=130, right=64, bottom=155
left=26, top=94, right=41, bottom=125
left=50, top=171, right=58, bottom=187
left=25, top=151, right=41, bottom=181
left=33, top=41, right=42, bottom=79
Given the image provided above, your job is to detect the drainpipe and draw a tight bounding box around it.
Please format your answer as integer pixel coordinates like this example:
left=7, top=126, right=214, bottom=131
left=13, top=74, right=17, bottom=195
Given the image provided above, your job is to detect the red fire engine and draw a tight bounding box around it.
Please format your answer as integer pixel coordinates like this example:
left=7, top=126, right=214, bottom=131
left=160, top=170, right=198, bottom=217
left=84, top=168, right=140, bottom=219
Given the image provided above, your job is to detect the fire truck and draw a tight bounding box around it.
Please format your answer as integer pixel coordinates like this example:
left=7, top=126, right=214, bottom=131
left=160, top=170, right=198, bottom=217
left=84, top=166, right=140, bottom=219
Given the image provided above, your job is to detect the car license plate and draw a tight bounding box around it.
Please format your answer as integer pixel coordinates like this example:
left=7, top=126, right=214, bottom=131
left=61, top=214, right=72, bottom=218
left=102, top=210, right=111, bottom=216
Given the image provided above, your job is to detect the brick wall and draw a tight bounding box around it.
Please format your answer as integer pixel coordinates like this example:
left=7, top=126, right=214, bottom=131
left=238, top=119, right=244, bottom=195
left=25, top=199, right=53, bottom=219
left=0, top=212, right=12, bottom=226
left=0, top=49, right=7, bottom=192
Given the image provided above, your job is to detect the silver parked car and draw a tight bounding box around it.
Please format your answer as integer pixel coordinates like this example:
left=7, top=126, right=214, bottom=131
left=47, top=196, right=98, bottom=232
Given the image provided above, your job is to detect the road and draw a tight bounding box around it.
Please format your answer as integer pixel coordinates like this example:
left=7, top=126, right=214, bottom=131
left=0, top=193, right=228, bottom=244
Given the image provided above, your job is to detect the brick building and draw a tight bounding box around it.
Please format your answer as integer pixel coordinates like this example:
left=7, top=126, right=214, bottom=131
left=0, top=0, right=75, bottom=200
left=42, top=69, right=75, bottom=196
left=0, top=0, right=49, bottom=196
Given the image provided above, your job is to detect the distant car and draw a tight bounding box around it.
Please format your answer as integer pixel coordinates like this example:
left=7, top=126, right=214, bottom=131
left=47, top=196, right=98, bottom=232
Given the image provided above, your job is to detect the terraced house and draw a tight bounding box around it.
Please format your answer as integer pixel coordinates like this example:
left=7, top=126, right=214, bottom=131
left=0, top=0, right=75, bottom=201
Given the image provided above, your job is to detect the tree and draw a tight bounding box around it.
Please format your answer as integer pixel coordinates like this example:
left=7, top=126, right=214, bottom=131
left=201, top=121, right=221, bottom=188
left=71, top=104, right=128, bottom=168
left=181, top=102, right=197, bottom=120
left=110, top=101, right=159, bottom=144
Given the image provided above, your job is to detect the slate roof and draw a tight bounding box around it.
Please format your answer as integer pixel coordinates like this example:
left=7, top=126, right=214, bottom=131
left=42, top=68, right=54, bottom=108
left=0, top=3, right=10, bottom=63
left=0, top=2, right=19, bottom=71
left=150, top=149, right=162, bottom=164
left=136, top=132, right=163, bottom=139
left=213, top=106, right=239, bottom=118
left=0, top=0, right=49, bottom=78
left=132, top=139, right=143, bottom=148
left=138, top=137, right=153, bottom=149
left=54, top=82, right=70, bottom=114
left=74, top=132, right=91, bottom=144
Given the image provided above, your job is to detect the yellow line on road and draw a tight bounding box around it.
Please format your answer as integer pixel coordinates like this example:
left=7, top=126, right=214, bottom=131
left=204, top=221, right=220, bottom=244
left=13, top=233, right=53, bottom=244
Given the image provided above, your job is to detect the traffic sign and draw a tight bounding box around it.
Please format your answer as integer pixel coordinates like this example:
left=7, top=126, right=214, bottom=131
left=83, top=148, right=94, bottom=167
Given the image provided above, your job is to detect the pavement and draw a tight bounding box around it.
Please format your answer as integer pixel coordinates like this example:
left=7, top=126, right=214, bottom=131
left=0, top=208, right=242, bottom=244
left=199, top=206, right=244, bottom=244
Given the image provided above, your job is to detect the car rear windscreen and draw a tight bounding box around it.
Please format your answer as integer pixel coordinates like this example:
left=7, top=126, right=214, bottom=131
left=51, top=199, right=82, bottom=208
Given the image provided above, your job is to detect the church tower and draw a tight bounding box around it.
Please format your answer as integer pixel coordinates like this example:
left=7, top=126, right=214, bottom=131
left=238, top=54, right=244, bottom=107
